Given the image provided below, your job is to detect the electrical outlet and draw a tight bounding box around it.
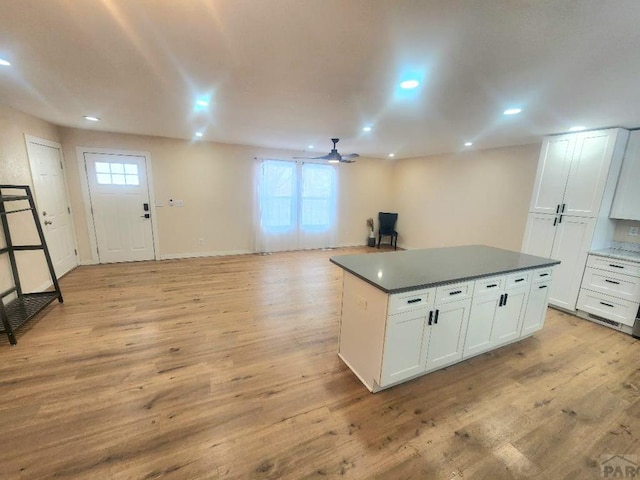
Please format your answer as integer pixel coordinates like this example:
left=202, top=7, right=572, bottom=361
left=629, top=226, right=639, bottom=237
left=175, top=199, right=184, bottom=207
left=357, top=296, right=367, bottom=310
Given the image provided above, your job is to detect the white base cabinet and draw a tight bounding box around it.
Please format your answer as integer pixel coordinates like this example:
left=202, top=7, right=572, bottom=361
left=338, top=266, right=555, bottom=392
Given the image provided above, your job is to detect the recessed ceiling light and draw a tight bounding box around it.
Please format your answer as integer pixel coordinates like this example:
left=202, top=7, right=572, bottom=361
left=307, top=145, right=314, bottom=149
left=362, top=126, right=372, bottom=132
left=569, top=126, right=586, bottom=132
left=196, top=99, right=209, bottom=107
left=83, top=116, right=100, bottom=122
left=464, top=142, right=473, bottom=147
left=388, top=153, right=395, bottom=158
left=0, top=58, right=10, bottom=66
left=503, top=108, right=522, bottom=115
left=400, top=80, right=419, bottom=89
left=195, top=132, right=204, bottom=137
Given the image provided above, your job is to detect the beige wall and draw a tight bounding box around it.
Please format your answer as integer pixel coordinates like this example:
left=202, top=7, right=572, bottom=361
left=391, top=144, right=541, bottom=251
left=59, top=128, right=394, bottom=262
left=614, top=220, right=640, bottom=244
left=0, top=105, right=62, bottom=292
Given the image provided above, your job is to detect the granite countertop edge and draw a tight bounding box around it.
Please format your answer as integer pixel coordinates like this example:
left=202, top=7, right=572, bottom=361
left=589, top=249, right=640, bottom=264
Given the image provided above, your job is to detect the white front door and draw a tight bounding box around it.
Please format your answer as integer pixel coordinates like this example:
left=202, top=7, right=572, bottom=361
left=84, top=152, right=155, bottom=263
left=26, top=136, right=77, bottom=277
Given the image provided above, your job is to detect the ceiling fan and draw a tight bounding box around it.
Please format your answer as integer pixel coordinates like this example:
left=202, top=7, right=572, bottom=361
left=294, top=138, right=359, bottom=164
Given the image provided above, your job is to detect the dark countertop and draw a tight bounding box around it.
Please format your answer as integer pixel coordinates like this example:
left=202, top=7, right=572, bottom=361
left=330, top=245, right=560, bottom=294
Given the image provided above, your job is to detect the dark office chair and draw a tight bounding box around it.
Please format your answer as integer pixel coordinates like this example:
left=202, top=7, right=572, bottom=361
left=377, top=212, right=398, bottom=250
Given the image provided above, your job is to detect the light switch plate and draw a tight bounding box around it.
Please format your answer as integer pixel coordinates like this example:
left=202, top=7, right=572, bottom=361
left=155, top=200, right=163, bottom=207
left=175, top=199, right=184, bottom=207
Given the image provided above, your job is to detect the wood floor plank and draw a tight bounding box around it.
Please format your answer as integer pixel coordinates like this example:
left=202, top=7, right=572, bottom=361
left=0, top=247, right=638, bottom=479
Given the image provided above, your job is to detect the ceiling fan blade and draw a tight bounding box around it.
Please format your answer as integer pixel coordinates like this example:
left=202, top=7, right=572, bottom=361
left=292, top=155, right=330, bottom=160
left=340, top=157, right=357, bottom=163
left=340, top=153, right=359, bottom=160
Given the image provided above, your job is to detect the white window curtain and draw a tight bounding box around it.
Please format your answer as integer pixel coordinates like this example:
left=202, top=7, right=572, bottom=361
left=256, top=159, right=337, bottom=253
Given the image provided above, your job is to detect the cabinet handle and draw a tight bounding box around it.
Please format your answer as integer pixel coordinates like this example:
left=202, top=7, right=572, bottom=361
left=599, top=301, right=614, bottom=308
left=486, top=284, right=497, bottom=288
left=449, top=290, right=463, bottom=296
left=428, top=310, right=433, bottom=325
left=434, top=309, right=439, bottom=324
left=604, top=279, right=620, bottom=285
left=499, top=294, right=504, bottom=307
left=515, top=278, right=525, bottom=283
left=407, top=298, right=422, bottom=304
left=556, top=204, right=560, bottom=214
left=561, top=203, right=566, bottom=212
left=538, top=285, right=548, bottom=289
left=553, top=217, right=558, bottom=227
left=608, top=264, right=624, bottom=269
left=558, top=214, right=563, bottom=224
left=503, top=293, right=509, bottom=306
left=539, top=273, right=549, bottom=277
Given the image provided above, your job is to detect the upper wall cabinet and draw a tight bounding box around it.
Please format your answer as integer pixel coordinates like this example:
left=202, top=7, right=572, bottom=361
left=610, top=130, right=640, bottom=221
left=529, top=129, right=628, bottom=218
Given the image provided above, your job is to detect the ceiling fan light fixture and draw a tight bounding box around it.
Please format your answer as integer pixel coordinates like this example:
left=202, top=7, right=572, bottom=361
left=328, top=159, right=340, bottom=164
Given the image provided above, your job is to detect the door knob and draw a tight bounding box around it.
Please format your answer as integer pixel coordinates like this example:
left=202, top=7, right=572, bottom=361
left=44, top=220, right=52, bottom=225
left=42, top=211, right=47, bottom=216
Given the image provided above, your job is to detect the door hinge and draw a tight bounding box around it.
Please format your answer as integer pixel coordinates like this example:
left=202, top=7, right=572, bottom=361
left=96, top=246, right=99, bottom=255
left=74, top=249, right=77, bottom=255
left=60, top=161, right=63, bottom=170
left=67, top=206, right=71, bottom=214
left=90, top=206, right=93, bottom=215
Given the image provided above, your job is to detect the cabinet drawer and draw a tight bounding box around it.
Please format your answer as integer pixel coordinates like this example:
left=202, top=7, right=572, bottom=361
left=581, top=267, right=640, bottom=302
left=388, top=288, right=434, bottom=315
left=587, top=255, right=640, bottom=277
left=577, top=289, right=639, bottom=327
left=531, top=267, right=553, bottom=283
left=435, top=281, right=473, bottom=304
left=474, top=275, right=505, bottom=296
left=506, top=271, right=531, bottom=290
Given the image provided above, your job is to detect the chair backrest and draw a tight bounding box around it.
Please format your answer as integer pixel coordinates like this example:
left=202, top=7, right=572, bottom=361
left=378, top=212, right=398, bottom=234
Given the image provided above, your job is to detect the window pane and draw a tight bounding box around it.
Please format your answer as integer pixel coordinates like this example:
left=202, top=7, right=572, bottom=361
left=112, top=174, right=126, bottom=185
left=302, top=198, right=329, bottom=227
left=96, top=173, right=111, bottom=185
left=261, top=161, right=295, bottom=229
left=125, top=174, right=139, bottom=185
left=95, top=162, right=110, bottom=173
left=110, top=163, right=125, bottom=174
left=302, top=164, right=333, bottom=197
left=124, top=164, right=138, bottom=175
left=301, top=163, right=333, bottom=229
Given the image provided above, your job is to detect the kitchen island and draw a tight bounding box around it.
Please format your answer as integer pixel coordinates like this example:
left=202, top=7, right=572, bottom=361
left=330, top=245, right=560, bottom=392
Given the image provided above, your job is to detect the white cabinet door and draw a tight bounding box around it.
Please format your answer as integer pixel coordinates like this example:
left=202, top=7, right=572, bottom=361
left=529, top=134, right=574, bottom=215
left=522, top=282, right=551, bottom=335
left=380, top=310, right=430, bottom=386
left=492, top=286, right=530, bottom=346
left=611, top=130, right=640, bottom=221
left=549, top=217, right=596, bottom=310
left=464, top=291, right=501, bottom=357
left=426, top=298, right=472, bottom=371
left=563, top=129, right=620, bottom=218
left=522, top=213, right=557, bottom=257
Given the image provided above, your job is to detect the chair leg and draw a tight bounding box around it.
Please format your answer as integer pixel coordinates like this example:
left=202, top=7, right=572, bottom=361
left=377, top=235, right=381, bottom=248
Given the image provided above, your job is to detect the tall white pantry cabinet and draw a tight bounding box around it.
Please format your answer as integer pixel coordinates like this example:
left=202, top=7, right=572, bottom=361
left=522, top=128, right=629, bottom=311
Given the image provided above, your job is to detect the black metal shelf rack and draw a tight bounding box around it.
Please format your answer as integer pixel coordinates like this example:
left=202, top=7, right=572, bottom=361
left=0, top=185, right=63, bottom=345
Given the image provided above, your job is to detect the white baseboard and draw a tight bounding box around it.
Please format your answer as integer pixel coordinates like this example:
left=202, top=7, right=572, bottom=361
left=159, top=249, right=254, bottom=260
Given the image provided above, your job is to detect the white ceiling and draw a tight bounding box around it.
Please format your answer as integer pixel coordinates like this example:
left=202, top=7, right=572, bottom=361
left=1, top=0, right=640, bottom=159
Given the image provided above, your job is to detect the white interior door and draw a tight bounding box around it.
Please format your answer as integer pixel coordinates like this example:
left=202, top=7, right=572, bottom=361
left=26, top=136, right=77, bottom=277
left=84, top=152, right=155, bottom=263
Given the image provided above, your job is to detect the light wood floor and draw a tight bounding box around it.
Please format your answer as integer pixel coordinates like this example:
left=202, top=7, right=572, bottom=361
left=0, top=247, right=638, bottom=479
